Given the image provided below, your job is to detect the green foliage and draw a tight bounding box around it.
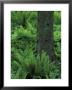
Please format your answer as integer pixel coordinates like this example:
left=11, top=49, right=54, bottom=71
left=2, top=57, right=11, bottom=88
left=11, top=11, right=37, bottom=30
left=11, top=11, right=61, bottom=79
left=12, top=26, right=36, bottom=41
left=54, top=26, right=61, bottom=61
left=11, top=50, right=60, bottom=79
left=54, top=11, right=61, bottom=25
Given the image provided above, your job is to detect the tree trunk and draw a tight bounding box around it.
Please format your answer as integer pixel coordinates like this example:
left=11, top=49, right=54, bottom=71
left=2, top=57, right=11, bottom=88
left=37, top=11, right=56, bottom=61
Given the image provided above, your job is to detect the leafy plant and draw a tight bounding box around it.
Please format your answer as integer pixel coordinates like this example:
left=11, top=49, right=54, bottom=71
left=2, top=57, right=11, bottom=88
left=11, top=11, right=61, bottom=79
left=11, top=49, right=60, bottom=79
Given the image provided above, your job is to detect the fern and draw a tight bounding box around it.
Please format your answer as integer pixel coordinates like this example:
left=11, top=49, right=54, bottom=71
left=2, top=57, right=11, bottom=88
left=11, top=48, right=61, bottom=79
left=11, top=11, right=61, bottom=79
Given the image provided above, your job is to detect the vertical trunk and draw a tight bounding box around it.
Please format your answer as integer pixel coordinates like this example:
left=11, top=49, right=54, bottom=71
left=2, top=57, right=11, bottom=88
left=37, top=11, right=56, bottom=61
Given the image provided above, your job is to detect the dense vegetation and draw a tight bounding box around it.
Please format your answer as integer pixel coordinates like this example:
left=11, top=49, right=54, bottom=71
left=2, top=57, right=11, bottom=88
left=11, top=11, right=61, bottom=79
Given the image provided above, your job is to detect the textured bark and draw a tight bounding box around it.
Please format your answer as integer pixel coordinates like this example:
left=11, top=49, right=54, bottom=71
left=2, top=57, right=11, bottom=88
left=37, top=11, right=56, bottom=61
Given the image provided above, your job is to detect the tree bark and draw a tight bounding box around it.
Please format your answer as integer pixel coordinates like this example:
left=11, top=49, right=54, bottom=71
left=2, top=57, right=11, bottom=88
left=37, top=11, right=56, bottom=61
